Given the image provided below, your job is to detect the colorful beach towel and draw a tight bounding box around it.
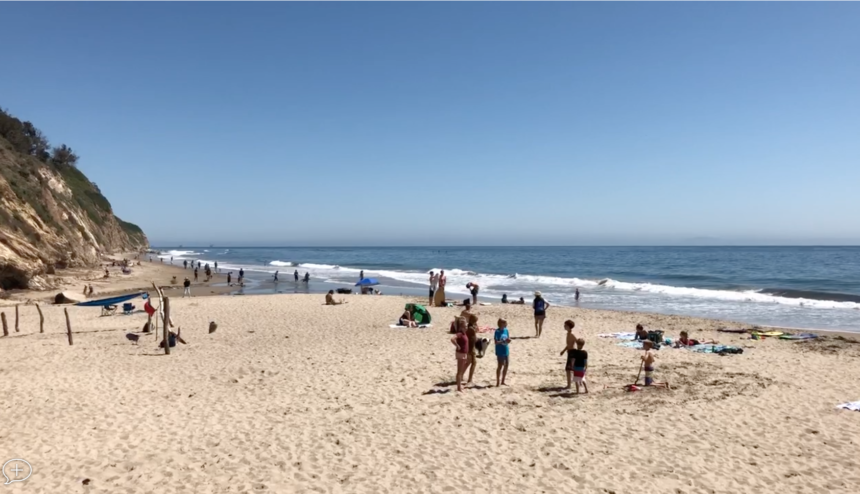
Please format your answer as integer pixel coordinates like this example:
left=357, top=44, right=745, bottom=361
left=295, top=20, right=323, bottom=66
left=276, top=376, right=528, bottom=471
left=751, top=331, right=784, bottom=339
left=689, top=344, right=744, bottom=355
left=779, top=333, right=818, bottom=341
left=836, top=401, right=860, bottom=412
left=617, top=341, right=647, bottom=349
left=600, top=332, right=636, bottom=340
left=476, top=326, right=495, bottom=334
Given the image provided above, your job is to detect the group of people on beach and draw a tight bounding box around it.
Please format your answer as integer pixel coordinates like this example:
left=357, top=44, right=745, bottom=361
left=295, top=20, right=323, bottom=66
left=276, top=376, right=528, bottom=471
left=446, top=293, right=668, bottom=393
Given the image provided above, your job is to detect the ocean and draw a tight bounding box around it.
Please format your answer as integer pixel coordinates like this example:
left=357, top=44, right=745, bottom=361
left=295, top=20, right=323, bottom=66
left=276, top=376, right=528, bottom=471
left=152, top=246, right=860, bottom=332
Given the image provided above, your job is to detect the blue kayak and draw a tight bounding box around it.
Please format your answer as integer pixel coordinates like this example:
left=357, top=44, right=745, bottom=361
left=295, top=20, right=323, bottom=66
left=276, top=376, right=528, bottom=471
left=75, top=292, right=145, bottom=307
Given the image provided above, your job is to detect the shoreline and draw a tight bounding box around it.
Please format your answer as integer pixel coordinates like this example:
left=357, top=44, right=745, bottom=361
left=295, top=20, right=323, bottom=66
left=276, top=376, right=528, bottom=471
left=3, top=254, right=857, bottom=338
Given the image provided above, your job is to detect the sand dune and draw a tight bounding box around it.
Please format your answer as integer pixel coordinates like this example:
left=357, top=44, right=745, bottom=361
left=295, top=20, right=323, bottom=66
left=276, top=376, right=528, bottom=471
left=2, top=294, right=859, bottom=493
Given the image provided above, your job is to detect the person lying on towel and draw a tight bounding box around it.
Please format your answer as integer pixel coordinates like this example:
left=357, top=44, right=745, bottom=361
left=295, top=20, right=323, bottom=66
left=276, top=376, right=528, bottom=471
left=674, top=331, right=717, bottom=348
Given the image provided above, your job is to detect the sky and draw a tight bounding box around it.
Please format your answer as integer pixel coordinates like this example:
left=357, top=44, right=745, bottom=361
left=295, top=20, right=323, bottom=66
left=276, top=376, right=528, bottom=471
left=1, top=2, right=859, bottom=246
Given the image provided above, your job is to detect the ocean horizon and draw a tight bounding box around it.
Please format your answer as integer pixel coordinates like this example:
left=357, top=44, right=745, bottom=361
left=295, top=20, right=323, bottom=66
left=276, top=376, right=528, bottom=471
left=150, top=245, right=860, bottom=332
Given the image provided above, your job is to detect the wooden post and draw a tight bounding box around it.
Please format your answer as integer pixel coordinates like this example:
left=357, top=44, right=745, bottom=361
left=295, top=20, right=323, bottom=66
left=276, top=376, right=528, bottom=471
left=15, top=305, right=19, bottom=332
left=162, top=297, right=171, bottom=355
left=1, top=312, right=7, bottom=337
left=64, top=308, right=73, bottom=345
left=36, top=304, right=44, bottom=333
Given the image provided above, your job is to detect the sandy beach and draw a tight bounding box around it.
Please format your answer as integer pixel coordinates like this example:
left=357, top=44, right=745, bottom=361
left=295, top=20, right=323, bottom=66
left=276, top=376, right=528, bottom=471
left=2, top=290, right=859, bottom=494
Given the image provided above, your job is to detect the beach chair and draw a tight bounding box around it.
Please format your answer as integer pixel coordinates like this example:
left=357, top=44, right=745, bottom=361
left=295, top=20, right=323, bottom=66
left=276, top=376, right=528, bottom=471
left=101, top=305, right=117, bottom=316
left=122, top=303, right=135, bottom=315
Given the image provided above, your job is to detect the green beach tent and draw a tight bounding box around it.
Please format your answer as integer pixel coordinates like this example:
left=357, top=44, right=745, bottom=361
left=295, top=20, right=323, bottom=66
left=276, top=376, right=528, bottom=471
left=406, top=304, right=431, bottom=325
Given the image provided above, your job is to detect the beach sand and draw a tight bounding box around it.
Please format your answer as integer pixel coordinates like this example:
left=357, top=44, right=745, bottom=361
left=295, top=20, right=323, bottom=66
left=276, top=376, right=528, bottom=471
left=2, top=294, right=859, bottom=493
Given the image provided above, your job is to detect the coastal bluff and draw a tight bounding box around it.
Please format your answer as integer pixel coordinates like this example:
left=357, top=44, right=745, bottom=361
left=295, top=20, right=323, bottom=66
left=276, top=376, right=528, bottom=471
left=0, top=107, right=147, bottom=292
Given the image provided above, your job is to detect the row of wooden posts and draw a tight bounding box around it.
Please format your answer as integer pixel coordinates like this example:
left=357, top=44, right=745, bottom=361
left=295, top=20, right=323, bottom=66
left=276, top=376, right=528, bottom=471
left=1, top=293, right=172, bottom=354
left=1, top=304, right=45, bottom=335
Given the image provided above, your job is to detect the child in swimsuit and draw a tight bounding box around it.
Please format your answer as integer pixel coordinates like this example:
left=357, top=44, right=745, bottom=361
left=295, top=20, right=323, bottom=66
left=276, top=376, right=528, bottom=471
left=640, top=341, right=669, bottom=388
left=450, top=318, right=469, bottom=392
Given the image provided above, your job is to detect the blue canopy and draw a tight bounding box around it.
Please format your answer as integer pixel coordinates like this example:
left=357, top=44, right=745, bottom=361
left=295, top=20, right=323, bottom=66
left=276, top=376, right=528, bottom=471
left=355, top=278, right=380, bottom=287
left=75, top=292, right=145, bottom=307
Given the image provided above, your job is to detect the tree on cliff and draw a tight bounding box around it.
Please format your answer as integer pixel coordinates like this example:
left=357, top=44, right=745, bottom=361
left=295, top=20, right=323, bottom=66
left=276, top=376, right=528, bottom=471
left=50, top=144, right=79, bottom=168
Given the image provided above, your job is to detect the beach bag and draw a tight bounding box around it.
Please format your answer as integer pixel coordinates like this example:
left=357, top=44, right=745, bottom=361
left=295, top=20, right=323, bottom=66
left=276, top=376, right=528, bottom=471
left=647, top=330, right=664, bottom=344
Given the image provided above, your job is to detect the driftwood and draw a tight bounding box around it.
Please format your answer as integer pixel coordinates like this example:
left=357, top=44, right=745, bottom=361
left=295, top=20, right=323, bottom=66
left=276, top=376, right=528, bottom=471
left=36, top=303, right=44, bottom=333
left=64, top=308, right=73, bottom=345
left=162, top=297, right=171, bottom=355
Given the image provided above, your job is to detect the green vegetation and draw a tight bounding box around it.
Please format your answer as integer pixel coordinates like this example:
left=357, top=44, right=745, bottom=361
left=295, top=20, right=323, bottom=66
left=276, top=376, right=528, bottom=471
left=0, top=106, right=148, bottom=249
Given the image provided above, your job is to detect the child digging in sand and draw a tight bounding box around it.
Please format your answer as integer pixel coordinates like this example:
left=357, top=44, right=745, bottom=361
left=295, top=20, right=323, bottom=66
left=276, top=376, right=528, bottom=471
left=494, top=318, right=511, bottom=387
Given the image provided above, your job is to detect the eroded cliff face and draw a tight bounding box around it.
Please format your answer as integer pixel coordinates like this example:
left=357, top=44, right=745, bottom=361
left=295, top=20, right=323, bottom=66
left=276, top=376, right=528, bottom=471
left=0, top=135, right=148, bottom=291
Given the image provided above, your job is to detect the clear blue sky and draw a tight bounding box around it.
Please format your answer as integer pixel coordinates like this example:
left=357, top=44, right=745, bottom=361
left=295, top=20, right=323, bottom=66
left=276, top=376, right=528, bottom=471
left=2, top=2, right=858, bottom=246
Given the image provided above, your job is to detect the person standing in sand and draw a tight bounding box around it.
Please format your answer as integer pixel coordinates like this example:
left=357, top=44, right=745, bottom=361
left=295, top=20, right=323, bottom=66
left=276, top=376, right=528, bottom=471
left=494, top=318, right=510, bottom=387
left=640, top=341, right=669, bottom=388
left=183, top=260, right=188, bottom=269
left=194, top=267, right=198, bottom=282
left=466, top=282, right=480, bottom=305
left=533, top=291, right=550, bottom=338
left=227, top=272, right=232, bottom=285
left=559, top=320, right=578, bottom=388
left=183, top=277, right=192, bottom=297
left=434, top=270, right=447, bottom=307
left=429, top=271, right=438, bottom=306
left=451, top=318, right=469, bottom=392
left=465, top=314, right=479, bottom=385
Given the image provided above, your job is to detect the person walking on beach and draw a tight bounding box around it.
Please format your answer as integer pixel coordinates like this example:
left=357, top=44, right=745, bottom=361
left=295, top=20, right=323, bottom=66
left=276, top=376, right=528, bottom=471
left=465, top=314, right=479, bottom=385
left=274, top=271, right=279, bottom=282
left=227, top=272, right=232, bottom=285
left=303, top=272, right=310, bottom=283
left=434, top=270, right=447, bottom=306
left=429, top=271, right=438, bottom=306
left=183, top=260, right=188, bottom=269
left=214, top=261, right=218, bottom=273
left=533, top=291, right=550, bottom=338
left=194, top=267, right=198, bottom=282
left=451, top=317, right=469, bottom=392
left=575, top=288, right=581, bottom=302
left=466, top=282, right=480, bottom=305
left=239, top=268, right=244, bottom=285
left=360, top=270, right=364, bottom=280
left=294, top=270, right=299, bottom=282
left=183, top=277, right=191, bottom=297
left=495, top=318, right=511, bottom=387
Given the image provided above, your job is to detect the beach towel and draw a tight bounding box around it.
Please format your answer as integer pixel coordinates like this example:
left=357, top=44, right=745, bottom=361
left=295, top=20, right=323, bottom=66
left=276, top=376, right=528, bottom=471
left=476, top=325, right=494, bottom=334
left=617, top=341, right=646, bottom=349
left=389, top=324, right=432, bottom=329
left=779, top=333, right=818, bottom=341
left=599, top=332, right=636, bottom=340
left=689, top=344, right=744, bottom=355
left=836, top=401, right=860, bottom=412
left=751, top=331, right=784, bottom=340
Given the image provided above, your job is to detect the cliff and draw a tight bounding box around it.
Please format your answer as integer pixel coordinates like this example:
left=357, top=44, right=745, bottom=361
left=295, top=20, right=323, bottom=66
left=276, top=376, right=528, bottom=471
left=0, top=108, right=148, bottom=292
